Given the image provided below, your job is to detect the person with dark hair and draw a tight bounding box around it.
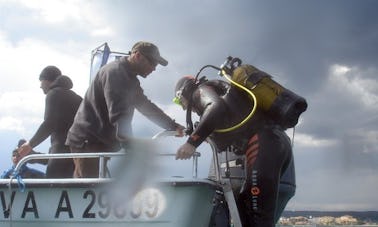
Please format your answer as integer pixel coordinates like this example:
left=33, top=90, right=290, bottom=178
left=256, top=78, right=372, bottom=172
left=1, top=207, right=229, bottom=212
left=1, top=139, right=45, bottom=179
left=66, top=41, right=184, bottom=178
left=18, top=66, right=82, bottom=178
left=173, top=76, right=300, bottom=227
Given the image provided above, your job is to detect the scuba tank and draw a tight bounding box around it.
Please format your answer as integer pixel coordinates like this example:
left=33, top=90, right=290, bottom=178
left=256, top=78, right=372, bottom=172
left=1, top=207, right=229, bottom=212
left=221, top=57, right=307, bottom=129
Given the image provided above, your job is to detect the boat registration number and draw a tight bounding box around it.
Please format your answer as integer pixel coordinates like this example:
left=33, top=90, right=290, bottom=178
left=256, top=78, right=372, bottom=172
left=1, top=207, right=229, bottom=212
left=0, top=187, right=166, bottom=221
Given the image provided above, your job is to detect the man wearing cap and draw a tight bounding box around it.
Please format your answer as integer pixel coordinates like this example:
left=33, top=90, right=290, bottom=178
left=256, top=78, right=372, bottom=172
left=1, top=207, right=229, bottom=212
left=18, top=66, right=83, bottom=178
left=66, top=41, right=184, bottom=178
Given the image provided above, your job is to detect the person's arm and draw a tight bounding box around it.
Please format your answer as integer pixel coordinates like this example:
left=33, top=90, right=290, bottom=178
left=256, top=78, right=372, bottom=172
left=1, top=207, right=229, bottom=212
left=186, top=86, right=227, bottom=147
left=29, top=91, right=59, bottom=147
left=103, top=65, right=183, bottom=143
left=19, top=91, right=58, bottom=157
left=176, top=86, right=227, bottom=160
left=135, top=87, right=183, bottom=131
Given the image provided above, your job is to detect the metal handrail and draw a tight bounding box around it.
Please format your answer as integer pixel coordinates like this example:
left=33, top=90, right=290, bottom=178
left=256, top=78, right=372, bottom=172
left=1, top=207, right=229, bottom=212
left=14, top=151, right=203, bottom=179
left=158, top=152, right=201, bottom=178
left=15, top=152, right=125, bottom=178
left=13, top=131, right=221, bottom=180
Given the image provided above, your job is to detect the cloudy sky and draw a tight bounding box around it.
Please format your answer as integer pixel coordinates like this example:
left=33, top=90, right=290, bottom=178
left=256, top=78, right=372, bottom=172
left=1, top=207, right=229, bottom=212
left=0, top=0, right=377, bottom=211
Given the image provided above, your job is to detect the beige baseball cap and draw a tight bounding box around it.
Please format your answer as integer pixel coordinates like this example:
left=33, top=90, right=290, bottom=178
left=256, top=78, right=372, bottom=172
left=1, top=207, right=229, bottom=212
left=131, top=41, right=168, bottom=66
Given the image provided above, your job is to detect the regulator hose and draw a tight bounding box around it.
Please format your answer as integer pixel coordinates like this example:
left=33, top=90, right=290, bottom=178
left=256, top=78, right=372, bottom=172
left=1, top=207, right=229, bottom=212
left=214, top=70, right=257, bottom=133
left=185, top=61, right=258, bottom=134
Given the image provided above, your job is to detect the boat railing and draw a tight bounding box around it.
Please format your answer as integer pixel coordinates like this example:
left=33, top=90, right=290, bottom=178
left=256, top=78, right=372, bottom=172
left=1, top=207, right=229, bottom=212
left=11, top=131, right=227, bottom=185
left=14, top=152, right=123, bottom=179
left=8, top=131, right=241, bottom=226
left=14, top=151, right=203, bottom=179
left=13, top=130, right=208, bottom=180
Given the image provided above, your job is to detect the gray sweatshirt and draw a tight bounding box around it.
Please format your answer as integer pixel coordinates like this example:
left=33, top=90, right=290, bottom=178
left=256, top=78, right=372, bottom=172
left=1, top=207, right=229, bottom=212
left=66, top=57, right=178, bottom=152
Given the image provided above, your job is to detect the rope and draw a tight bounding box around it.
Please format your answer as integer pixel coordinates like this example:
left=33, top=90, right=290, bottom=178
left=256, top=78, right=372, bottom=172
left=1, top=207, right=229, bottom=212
left=15, top=174, right=26, bottom=192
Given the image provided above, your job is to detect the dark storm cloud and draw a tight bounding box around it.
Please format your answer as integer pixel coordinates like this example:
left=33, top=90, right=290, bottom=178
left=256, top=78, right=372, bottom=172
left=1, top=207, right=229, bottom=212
left=99, top=0, right=378, bottom=155
left=95, top=1, right=378, bottom=103
left=245, top=1, right=378, bottom=92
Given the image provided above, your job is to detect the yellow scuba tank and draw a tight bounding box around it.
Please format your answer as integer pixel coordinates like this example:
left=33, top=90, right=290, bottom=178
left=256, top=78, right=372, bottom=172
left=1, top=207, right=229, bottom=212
left=230, top=64, right=307, bottom=129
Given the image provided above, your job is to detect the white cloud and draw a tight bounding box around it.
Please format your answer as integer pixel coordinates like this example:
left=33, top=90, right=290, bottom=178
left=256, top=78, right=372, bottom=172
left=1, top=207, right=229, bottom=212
left=293, top=133, right=338, bottom=148
left=0, top=91, right=44, bottom=115
left=91, top=27, right=114, bottom=37
left=0, top=0, right=110, bottom=135
left=1, top=36, right=89, bottom=91
left=0, top=116, right=24, bottom=132
left=344, top=128, right=378, bottom=154
left=0, top=35, right=90, bottom=134
left=19, top=0, right=82, bottom=24
left=331, top=64, right=351, bottom=75
left=0, top=90, right=45, bottom=135
left=329, top=64, right=378, bottom=108
left=7, top=0, right=114, bottom=37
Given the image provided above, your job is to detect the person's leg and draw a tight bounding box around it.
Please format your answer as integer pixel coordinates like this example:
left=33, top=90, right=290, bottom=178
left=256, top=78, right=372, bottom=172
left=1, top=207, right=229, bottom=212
left=70, top=146, right=100, bottom=178
left=209, top=192, right=230, bottom=227
left=46, top=146, right=75, bottom=178
left=242, top=128, right=291, bottom=227
left=72, top=157, right=99, bottom=178
left=274, top=157, right=296, bottom=223
left=275, top=183, right=296, bottom=223
left=46, top=159, right=75, bottom=178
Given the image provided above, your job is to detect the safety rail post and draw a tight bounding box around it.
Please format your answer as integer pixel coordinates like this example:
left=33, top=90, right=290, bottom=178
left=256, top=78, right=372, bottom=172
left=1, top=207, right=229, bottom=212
left=207, top=139, right=222, bottom=182
left=99, top=155, right=105, bottom=178
left=192, top=152, right=201, bottom=178
left=153, top=130, right=203, bottom=179
left=206, top=138, right=242, bottom=226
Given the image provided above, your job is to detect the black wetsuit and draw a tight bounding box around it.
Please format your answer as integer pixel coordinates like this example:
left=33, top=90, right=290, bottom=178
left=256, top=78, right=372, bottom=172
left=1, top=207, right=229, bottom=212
left=186, top=80, right=295, bottom=227
left=29, top=76, right=82, bottom=178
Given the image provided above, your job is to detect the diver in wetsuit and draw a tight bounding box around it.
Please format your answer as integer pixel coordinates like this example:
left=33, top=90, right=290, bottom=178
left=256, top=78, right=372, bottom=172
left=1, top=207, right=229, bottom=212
left=174, top=76, right=297, bottom=227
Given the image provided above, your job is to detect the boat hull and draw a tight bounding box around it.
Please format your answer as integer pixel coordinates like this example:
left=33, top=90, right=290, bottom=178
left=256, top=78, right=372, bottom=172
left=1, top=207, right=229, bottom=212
left=0, top=178, right=219, bottom=227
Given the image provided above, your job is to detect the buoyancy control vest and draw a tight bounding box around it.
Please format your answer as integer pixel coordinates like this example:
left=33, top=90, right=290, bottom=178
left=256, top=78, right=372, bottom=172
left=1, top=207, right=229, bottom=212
left=221, top=58, right=307, bottom=129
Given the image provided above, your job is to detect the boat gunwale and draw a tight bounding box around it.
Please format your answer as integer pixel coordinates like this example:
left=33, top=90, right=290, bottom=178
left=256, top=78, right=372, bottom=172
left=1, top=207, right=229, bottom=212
left=0, top=177, right=222, bottom=189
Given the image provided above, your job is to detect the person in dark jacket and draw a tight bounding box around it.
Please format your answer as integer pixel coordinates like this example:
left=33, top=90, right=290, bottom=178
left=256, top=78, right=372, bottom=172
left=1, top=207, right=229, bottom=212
left=18, top=66, right=82, bottom=178
left=174, top=76, right=297, bottom=227
left=1, top=139, right=46, bottom=179
left=66, top=41, right=184, bottom=178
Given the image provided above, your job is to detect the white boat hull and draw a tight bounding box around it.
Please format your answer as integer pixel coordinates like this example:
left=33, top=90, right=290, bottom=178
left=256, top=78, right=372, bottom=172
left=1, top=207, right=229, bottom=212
left=1, top=178, right=219, bottom=227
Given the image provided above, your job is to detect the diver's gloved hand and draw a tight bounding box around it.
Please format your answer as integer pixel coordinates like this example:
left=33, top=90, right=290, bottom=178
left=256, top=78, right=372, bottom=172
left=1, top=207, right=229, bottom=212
left=176, top=142, right=196, bottom=160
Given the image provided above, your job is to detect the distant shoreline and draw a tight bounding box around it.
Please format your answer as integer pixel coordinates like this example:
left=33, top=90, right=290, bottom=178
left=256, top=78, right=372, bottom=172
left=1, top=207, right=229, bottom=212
left=282, top=211, right=378, bottom=223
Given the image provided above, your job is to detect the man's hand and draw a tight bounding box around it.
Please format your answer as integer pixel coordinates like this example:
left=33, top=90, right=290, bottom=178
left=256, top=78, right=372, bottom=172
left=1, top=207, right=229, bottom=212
left=18, top=142, right=32, bottom=158
left=176, top=142, right=196, bottom=160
